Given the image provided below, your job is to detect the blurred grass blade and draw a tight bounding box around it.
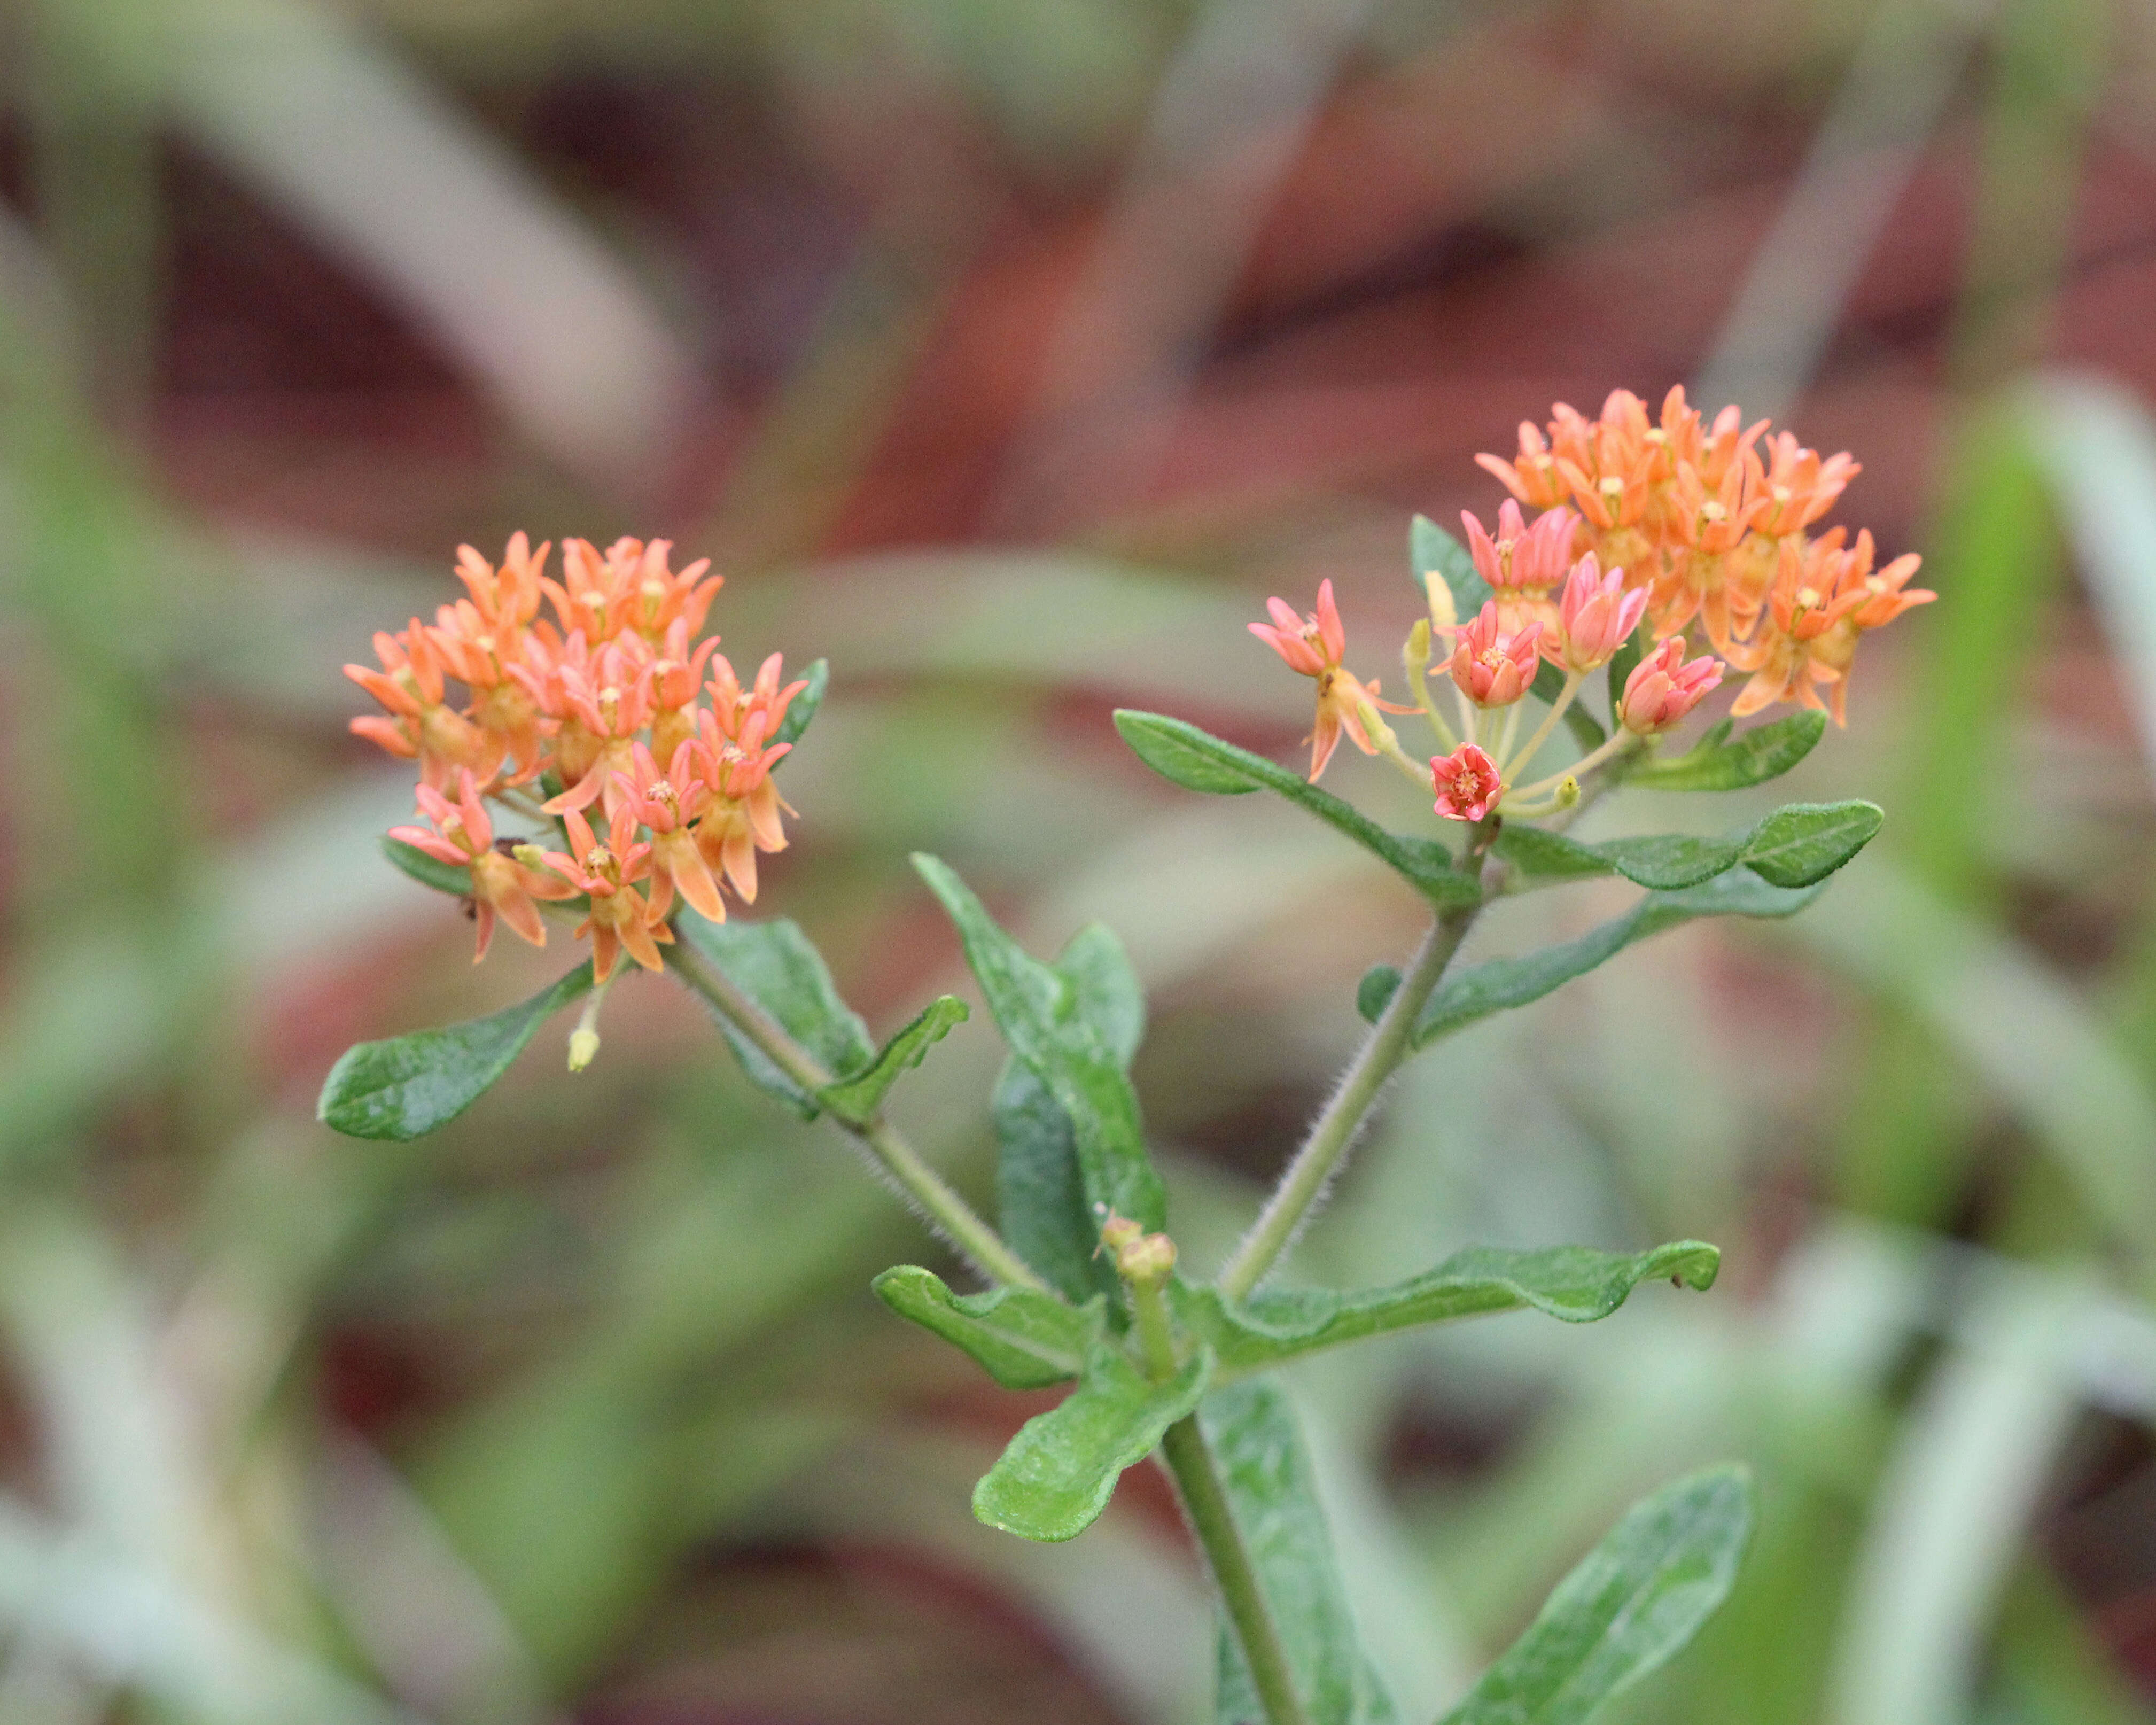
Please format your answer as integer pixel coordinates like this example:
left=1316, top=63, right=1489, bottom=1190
left=1439, top=1466, right=1754, bottom=1725
left=873, top=1265, right=1101, bottom=1389
left=1176, top=1242, right=1719, bottom=1376
left=973, top=1343, right=1211, bottom=1542
left=1204, top=1378, right=1398, bottom=1724
left=317, top=962, right=593, bottom=1140
left=60, top=0, right=692, bottom=486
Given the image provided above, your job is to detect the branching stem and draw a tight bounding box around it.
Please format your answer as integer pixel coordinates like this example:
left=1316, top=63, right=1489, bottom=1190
left=665, top=938, right=1048, bottom=1292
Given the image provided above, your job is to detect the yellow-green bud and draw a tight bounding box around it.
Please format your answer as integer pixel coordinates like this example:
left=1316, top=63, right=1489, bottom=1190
left=1099, top=1211, right=1144, bottom=1255
left=1115, top=1231, right=1177, bottom=1287
left=1423, top=571, right=1457, bottom=633
left=1404, top=617, right=1432, bottom=671
left=1552, top=775, right=1581, bottom=810
left=567, top=1027, right=600, bottom=1071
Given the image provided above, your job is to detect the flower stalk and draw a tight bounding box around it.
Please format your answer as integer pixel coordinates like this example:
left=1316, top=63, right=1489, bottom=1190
left=665, top=935, right=1048, bottom=1293
left=1217, top=900, right=1480, bottom=1301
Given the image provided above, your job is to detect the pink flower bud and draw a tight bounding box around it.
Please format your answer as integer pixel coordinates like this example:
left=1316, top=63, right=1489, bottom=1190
left=1431, top=744, right=1504, bottom=822
left=1555, top=554, right=1649, bottom=672
left=1443, top=601, right=1543, bottom=708
left=1462, top=501, right=1576, bottom=594
left=1620, top=636, right=1724, bottom=735
left=1249, top=578, right=1346, bottom=678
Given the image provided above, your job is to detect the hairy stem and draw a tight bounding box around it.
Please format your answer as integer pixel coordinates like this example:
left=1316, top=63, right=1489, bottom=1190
left=1159, top=1416, right=1315, bottom=1725
left=1216, top=904, right=1477, bottom=1300
left=666, top=938, right=1048, bottom=1292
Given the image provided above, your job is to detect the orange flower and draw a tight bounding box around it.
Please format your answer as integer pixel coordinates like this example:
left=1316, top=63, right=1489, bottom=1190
left=1620, top=638, right=1724, bottom=735
left=546, top=537, right=722, bottom=646
left=389, top=770, right=575, bottom=960
left=706, top=650, right=808, bottom=747
left=541, top=643, right=659, bottom=817
left=612, top=741, right=725, bottom=922
left=1475, top=419, right=1571, bottom=510
left=1249, top=579, right=1414, bottom=780
left=1442, top=601, right=1543, bottom=708
left=648, top=617, right=721, bottom=768
left=345, top=621, right=497, bottom=789
left=539, top=806, right=674, bottom=984
left=690, top=711, right=795, bottom=902
left=1728, top=530, right=1932, bottom=722
left=1462, top=501, right=1576, bottom=640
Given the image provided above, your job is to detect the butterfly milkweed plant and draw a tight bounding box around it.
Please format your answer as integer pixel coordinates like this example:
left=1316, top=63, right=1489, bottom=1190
left=323, top=386, right=1932, bottom=1725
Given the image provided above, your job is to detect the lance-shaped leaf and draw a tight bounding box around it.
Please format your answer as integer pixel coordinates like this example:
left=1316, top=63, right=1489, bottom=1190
left=1438, top=1466, right=1754, bottom=1725
left=383, top=835, right=471, bottom=897
left=998, top=924, right=1147, bottom=1307
left=1605, top=625, right=1647, bottom=729
left=772, top=656, right=829, bottom=753
left=873, top=1265, right=1102, bottom=1390
left=820, top=996, right=969, bottom=1125
left=318, top=962, right=593, bottom=1141
left=1622, top=709, right=1826, bottom=791
left=915, top=857, right=1166, bottom=1232
left=1411, top=868, right=1823, bottom=1047
left=1176, top=1241, right=1719, bottom=1376
left=1112, top=713, right=1478, bottom=910
left=972, top=1342, right=1211, bottom=1542
left=672, top=910, right=874, bottom=1119
left=1205, top=1379, right=1399, bottom=1725
left=1491, top=800, right=1882, bottom=896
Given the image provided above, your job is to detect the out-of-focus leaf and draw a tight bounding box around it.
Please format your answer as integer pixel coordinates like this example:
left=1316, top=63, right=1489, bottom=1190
left=998, top=924, right=1146, bottom=1307
left=772, top=657, right=829, bottom=753
left=381, top=835, right=470, bottom=896
left=1112, top=712, right=1477, bottom=908
left=1177, top=1242, right=1719, bottom=1376
left=1621, top=711, right=1825, bottom=791
left=973, top=1343, right=1211, bottom=1542
left=916, top=855, right=1165, bottom=1232
left=1531, top=661, right=1608, bottom=752
left=317, top=963, right=592, bottom=1140
left=872, top=1265, right=1101, bottom=1390
left=820, top=996, right=968, bottom=1125
left=673, top=911, right=874, bottom=1119
left=1492, top=802, right=1882, bottom=895
left=1439, top=1466, right=1754, bottom=1725
left=1412, top=512, right=1491, bottom=618
left=1412, top=870, right=1823, bottom=1047
left=1204, top=1379, right=1398, bottom=1725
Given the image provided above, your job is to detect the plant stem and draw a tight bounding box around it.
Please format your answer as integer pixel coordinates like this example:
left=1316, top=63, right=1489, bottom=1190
left=1216, top=904, right=1477, bottom=1300
left=1159, top=1416, right=1315, bottom=1725
left=1500, top=670, right=1582, bottom=781
left=1510, top=726, right=1634, bottom=802
left=1405, top=643, right=1458, bottom=752
left=665, top=938, right=1049, bottom=1292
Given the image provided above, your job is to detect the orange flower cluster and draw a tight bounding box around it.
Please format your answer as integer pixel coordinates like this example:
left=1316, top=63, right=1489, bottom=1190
left=1477, top=387, right=1934, bottom=721
left=349, top=534, right=807, bottom=981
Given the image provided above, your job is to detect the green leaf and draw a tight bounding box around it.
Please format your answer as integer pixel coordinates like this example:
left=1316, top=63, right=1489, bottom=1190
left=318, top=962, right=593, bottom=1141
left=673, top=911, right=874, bottom=1119
left=997, top=924, right=1146, bottom=1307
left=871, top=1265, right=1102, bottom=1389
left=1413, top=868, right=1823, bottom=1047
left=1205, top=1379, right=1399, bottom=1725
left=383, top=835, right=471, bottom=897
left=772, top=656, right=828, bottom=754
left=972, top=1343, right=1211, bottom=1542
left=1177, top=1241, right=1719, bottom=1376
left=1437, top=1465, right=1754, bottom=1725
left=1605, top=625, right=1647, bottom=729
left=915, top=857, right=1166, bottom=1232
left=819, top=996, right=969, bottom=1125
left=1622, top=709, right=1826, bottom=791
left=1356, top=965, right=1402, bottom=1024
left=1411, top=512, right=1491, bottom=618
left=1493, top=801, right=1882, bottom=893
left=1112, top=712, right=1477, bottom=909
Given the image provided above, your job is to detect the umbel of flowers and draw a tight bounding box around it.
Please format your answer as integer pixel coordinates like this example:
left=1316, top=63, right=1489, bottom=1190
left=347, top=534, right=809, bottom=984
left=1254, top=386, right=1934, bottom=820
left=323, top=393, right=1929, bottom=1725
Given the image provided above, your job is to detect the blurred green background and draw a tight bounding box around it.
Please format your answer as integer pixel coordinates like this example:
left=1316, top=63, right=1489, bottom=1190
left=2, top=0, right=2155, bottom=1719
